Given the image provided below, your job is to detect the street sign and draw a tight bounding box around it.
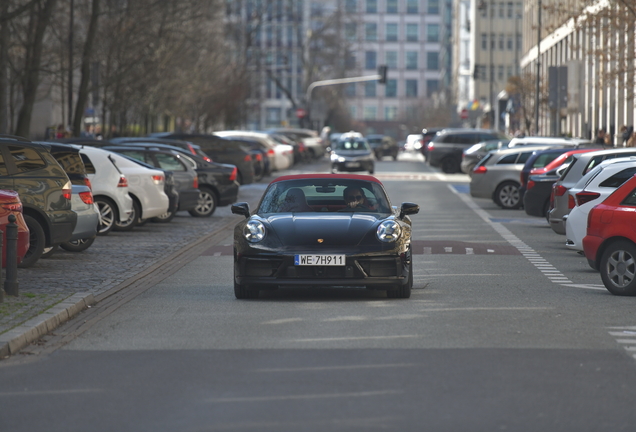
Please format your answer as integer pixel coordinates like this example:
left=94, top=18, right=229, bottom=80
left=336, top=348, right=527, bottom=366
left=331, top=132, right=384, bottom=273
left=460, top=109, right=469, bottom=120
left=296, top=108, right=307, bottom=118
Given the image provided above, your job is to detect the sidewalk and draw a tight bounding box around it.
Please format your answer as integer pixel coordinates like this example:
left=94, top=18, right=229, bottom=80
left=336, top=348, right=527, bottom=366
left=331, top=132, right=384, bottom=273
left=0, top=174, right=274, bottom=358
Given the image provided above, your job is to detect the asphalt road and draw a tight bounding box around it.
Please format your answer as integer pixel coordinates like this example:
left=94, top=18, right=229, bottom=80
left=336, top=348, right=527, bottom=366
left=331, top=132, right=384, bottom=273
left=2, top=152, right=636, bottom=432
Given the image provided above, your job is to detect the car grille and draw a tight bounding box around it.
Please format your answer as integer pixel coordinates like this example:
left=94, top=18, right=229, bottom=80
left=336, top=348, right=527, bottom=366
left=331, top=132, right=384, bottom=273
left=240, top=256, right=401, bottom=279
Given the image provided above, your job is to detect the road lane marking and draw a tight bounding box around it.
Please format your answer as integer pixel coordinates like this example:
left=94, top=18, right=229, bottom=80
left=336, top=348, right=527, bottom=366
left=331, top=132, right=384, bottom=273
left=255, top=363, right=418, bottom=372
left=290, top=335, right=419, bottom=342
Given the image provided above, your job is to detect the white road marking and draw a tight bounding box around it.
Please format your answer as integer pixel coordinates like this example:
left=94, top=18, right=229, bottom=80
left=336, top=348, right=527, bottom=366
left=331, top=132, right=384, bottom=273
left=444, top=247, right=452, bottom=253
left=263, top=318, right=304, bottom=325
left=255, top=364, right=418, bottom=372
left=290, top=335, right=420, bottom=342
left=466, top=248, right=474, bottom=254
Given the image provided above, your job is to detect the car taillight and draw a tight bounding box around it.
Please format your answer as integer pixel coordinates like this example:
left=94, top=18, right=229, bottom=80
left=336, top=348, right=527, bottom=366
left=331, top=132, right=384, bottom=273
left=204, top=156, right=212, bottom=163
left=267, top=149, right=275, bottom=157
left=117, top=175, right=128, bottom=188
left=193, top=176, right=198, bottom=189
left=427, top=142, right=434, bottom=151
left=244, top=154, right=252, bottom=162
left=527, top=180, right=535, bottom=190
left=229, top=167, right=237, bottom=181
left=256, top=153, right=262, bottom=161
left=568, top=195, right=575, bottom=209
left=576, top=191, right=601, bottom=206
left=79, top=191, right=94, bottom=205
left=152, top=174, right=164, bottom=184
left=473, top=166, right=487, bottom=174
left=84, top=177, right=92, bottom=190
left=554, top=184, right=568, bottom=196
left=62, top=181, right=72, bottom=200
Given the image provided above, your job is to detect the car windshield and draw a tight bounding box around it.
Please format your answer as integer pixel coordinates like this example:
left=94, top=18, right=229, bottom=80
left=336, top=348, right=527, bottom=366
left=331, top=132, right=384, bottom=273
left=258, top=178, right=391, bottom=214
left=335, top=138, right=370, bottom=151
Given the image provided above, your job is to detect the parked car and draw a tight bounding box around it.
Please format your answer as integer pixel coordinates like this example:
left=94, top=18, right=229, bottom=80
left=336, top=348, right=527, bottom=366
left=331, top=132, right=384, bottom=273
left=103, top=146, right=200, bottom=221
left=214, top=131, right=294, bottom=172
left=110, top=137, right=212, bottom=163
left=76, top=146, right=134, bottom=235
left=404, top=133, right=423, bottom=152
left=0, top=136, right=76, bottom=268
left=367, top=134, right=399, bottom=160
left=0, top=189, right=30, bottom=267
left=507, top=136, right=599, bottom=149
left=103, top=142, right=239, bottom=216
left=420, top=127, right=444, bottom=160
left=231, top=173, right=419, bottom=299
left=548, top=148, right=636, bottom=234
left=522, top=149, right=598, bottom=218
left=267, top=132, right=309, bottom=164
left=427, top=128, right=508, bottom=173
left=57, top=184, right=99, bottom=253
left=582, top=174, right=636, bottom=295
left=461, top=139, right=510, bottom=176
left=267, top=128, right=326, bottom=159
left=150, top=133, right=255, bottom=185
left=564, top=158, right=636, bottom=252
left=470, top=146, right=550, bottom=209
left=330, top=132, right=375, bottom=174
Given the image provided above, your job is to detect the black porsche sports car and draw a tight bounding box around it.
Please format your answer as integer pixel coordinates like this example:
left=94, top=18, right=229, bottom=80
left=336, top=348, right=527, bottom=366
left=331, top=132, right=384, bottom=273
left=231, top=174, right=419, bottom=299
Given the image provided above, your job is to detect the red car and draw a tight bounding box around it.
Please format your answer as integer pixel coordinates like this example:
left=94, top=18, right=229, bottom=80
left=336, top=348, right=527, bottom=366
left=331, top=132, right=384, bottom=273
left=0, top=190, right=30, bottom=267
left=583, top=174, right=636, bottom=295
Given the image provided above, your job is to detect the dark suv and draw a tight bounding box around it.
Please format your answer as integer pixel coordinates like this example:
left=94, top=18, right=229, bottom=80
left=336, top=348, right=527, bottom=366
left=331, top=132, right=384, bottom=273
left=426, top=129, right=509, bottom=173
left=0, top=136, right=76, bottom=267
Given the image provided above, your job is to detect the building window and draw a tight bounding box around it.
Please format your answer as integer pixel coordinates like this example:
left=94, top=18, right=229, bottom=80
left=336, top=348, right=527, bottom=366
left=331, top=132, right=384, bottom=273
left=365, top=23, right=377, bottom=41
left=346, top=52, right=357, bottom=69
left=427, top=0, right=439, bottom=14
left=386, top=23, right=398, bottom=41
left=426, top=52, right=439, bottom=70
left=345, top=83, right=356, bottom=97
left=385, top=106, right=398, bottom=120
left=365, top=81, right=376, bottom=97
left=406, top=79, right=418, bottom=97
left=498, top=65, right=504, bottom=80
left=365, top=51, right=377, bottom=69
left=387, top=0, right=398, bottom=13
left=427, top=24, right=439, bottom=42
left=507, top=35, right=513, bottom=50
left=481, top=33, right=487, bottom=50
left=345, top=0, right=357, bottom=13
left=490, top=33, right=495, bottom=49
left=499, top=34, right=504, bottom=50
left=363, top=106, right=377, bottom=120
left=349, top=105, right=357, bottom=119
left=507, top=2, right=514, bottom=18
left=406, top=51, right=418, bottom=69
left=385, top=79, right=397, bottom=97
left=406, top=24, right=418, bottom=42
left=499, top=2, right=505, bottom=18
left=345, top=23, right=357, bottom=41
left=406, top=0, right=418, bottom=13
left=385, top=51, right=398, bottom=68
left=266, top=107, right=281, bottom=124
left=366, top=0, right=377, bottom=13
left=426, top=79, right=439, bottom=97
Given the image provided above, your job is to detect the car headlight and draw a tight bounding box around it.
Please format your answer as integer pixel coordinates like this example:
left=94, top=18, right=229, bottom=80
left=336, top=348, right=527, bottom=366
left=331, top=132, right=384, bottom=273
left=243, top=220, right=266, bottom=243
left=376, top=220, right=401, bottom=242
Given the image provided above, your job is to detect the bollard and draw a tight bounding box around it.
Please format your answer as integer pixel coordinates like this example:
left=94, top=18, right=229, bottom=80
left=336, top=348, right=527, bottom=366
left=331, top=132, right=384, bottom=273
left=4, top=214, right=18, bottom=297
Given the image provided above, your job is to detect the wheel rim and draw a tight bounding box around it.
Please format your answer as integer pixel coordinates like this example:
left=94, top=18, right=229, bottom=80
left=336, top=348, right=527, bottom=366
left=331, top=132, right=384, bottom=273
left=499, top=185, right=519, bottom=208
left=195, top=191, right=215, bottom=214
left=98, top=201, right=115, bottom=233
left=116, top=204, right=137, bottom=227
left=155, top=210, right=173, bottom=220
left=68, top=239, right=88, bottom=246
left=606, top=249, right=636, bottom=288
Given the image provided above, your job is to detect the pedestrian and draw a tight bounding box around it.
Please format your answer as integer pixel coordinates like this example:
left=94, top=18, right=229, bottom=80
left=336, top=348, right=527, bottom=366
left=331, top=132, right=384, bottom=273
left=55, top=124, right=66, bottom=139
left=627, top=131, right=636, bottom=148
left=594, top=128, right=606, bottom=145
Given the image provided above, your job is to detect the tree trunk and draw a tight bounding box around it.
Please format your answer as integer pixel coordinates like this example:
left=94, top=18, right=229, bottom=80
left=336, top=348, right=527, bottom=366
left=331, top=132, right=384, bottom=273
left=72, top=0, right=100, bottom=137
left=0, top=1, right=8, bottom=134
left=15, top=0, right=58, bottom=138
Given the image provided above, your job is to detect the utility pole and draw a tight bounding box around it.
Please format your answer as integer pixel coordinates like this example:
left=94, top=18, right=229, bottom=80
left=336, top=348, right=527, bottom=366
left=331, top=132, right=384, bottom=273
left=489, top=1, right=494, bottom=129
left=534, top=0, right=541, bottom=135
left=68, top=0, right=74, bottom=129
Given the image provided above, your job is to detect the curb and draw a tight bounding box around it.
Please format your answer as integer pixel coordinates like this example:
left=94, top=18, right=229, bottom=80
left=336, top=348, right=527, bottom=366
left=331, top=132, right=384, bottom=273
left=0, top=293, right=95, bottom=358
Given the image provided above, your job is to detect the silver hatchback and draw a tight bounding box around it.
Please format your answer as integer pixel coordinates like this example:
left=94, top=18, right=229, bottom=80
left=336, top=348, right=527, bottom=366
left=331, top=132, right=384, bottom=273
left=470, top=146, right=550, bottom=209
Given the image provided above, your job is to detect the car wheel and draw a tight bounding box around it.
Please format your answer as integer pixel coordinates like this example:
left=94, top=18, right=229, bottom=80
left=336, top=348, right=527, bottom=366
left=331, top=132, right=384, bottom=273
left=466, top=164, right=476, bottom=178
left=441, top=157, right=459, bottom=173
left=188, top=187, right=217, bottom=217
left=151, top=209, right=176, bottom=223
left=114, top=200, right=140, bottom=231
left=543, top=200, right=551, bottom=223
left=392, top=153, right=398, bottom=161
left=234, top=277, right=259, bottom=299
left=40, top=245, right=57, bottom=259
left=60, top=237, right=96, bottom=252
left=600, top=240, right=636, bottom=296
left=369, top=167, right=375, bottom=175
left=494, top=181, right=521, bottom=209
left=19, top=215, right=46, bottom=268
left=387, top=255, right=413, bottom=299
left=95, top=197, right=118, bottom=236
left=237, top=170, right=244, bottom=185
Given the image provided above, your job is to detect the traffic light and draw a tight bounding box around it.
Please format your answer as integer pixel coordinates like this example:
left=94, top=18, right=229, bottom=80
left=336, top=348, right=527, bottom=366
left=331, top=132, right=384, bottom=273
left=378, top=65, right=388, bottom=84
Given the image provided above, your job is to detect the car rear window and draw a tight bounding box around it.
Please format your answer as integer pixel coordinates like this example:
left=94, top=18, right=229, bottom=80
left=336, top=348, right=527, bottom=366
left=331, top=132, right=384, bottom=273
left=599, top=167, right=636, bottom=188
left=621, top=188, right=636, bottom=206
left=532, top=152, right=562, bottom=168
left=496, top=154, right=518, bottom=164
left=8, top=146, right=47, bottom=173
left=51, top=150, right=87, bottom=176
left=80, top=153, right=96, bottom=174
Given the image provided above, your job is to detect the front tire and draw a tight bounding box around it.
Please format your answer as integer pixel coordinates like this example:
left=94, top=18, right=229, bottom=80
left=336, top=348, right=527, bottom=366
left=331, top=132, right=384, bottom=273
left=600, top=240, right=636, bottom=296
left=95, top=197, right=118, bottom=236
left=40, top=245, right=57, bottom=259
left=188, top=187, right=217, bottom=217
left=234, top=277, right=259, bottom=299
left=19, top=215, right=46, bottom=268
left=114, top=200, right=140, bottom=231
left=386, top=256, right=413, bottom=299
left=60, top=237, right=96, bottom=252
left=152, top=209, right=176, bottom=223
left=441, top=157, right=460, bottom=174
left=494, top=181, right=521, bottom=209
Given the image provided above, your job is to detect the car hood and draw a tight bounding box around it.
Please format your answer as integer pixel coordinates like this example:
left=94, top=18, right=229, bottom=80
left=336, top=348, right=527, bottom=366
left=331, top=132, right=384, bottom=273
left=264, top=213, right=381, bottom=246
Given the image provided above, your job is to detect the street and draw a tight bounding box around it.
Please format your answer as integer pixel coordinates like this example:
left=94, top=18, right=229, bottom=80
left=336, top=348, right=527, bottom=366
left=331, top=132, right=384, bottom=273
left=2, top=153, right=636, bottom=431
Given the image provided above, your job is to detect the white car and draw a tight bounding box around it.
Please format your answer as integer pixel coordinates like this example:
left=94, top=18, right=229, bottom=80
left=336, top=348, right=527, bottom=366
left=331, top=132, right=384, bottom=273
left=213, top=131, right=293, bottom=171
left=104, top=151, right=171, bottom=230
left=78, top=146, right=134, bottom=235
left=565, top=157, right=636, bottom=251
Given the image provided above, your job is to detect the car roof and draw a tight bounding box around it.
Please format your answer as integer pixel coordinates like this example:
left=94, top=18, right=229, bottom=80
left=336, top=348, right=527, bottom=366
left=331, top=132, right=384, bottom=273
left=508, top=136, right=592, bottom=147
left=490, top=145, right=551, bottom=156
left=271, top=174, right=382, bottom=184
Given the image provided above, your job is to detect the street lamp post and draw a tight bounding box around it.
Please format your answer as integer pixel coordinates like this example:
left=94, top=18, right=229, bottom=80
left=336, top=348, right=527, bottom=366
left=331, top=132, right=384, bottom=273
left=534, top=0, right=541, bottom=135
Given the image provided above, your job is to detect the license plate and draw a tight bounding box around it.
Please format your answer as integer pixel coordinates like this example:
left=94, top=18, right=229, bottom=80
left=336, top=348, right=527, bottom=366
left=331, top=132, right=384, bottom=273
left=345, top=162, right=360, bottom=168
left=294, top=254, right=345, bottom=266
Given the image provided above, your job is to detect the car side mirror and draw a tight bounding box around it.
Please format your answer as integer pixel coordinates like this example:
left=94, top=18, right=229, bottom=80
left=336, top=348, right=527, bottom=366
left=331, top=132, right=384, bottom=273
left=231, top=202, right=250, bottom=218
left=400, top=202, right=419, bottom=218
